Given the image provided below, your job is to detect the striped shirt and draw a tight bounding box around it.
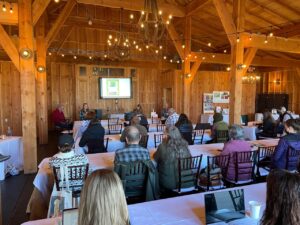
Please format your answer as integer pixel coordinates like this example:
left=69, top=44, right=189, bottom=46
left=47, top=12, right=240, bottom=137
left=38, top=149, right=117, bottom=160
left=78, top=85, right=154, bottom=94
left=114, top=144, right=150, bottom=164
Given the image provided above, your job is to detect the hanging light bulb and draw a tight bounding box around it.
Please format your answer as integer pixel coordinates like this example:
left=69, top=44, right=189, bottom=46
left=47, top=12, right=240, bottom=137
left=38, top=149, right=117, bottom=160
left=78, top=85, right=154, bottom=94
left=226, top=67, right=231, bottom=71
left=207, top=42, right=211, bottom=47
left=141, top=11, right=145, bottom=15
left=89, top=56, right=92, bottom=59
left=9, top=4, right=13, bottom=13
left=61, top=54, right=64, bottom=57
left=155, top=49, right=159, bottom=54
left=236, top=34, right=240, bottom=43
left=249, top=33, right=252, bottom=41
left=159, top=45, right=162, bottom=49
left=168, top=15, right=172, bottom=19
left=54, top=0, right=60, bottom=3
left=146, top=45, right=149, bottom=49
left=182, top=45, right=185, bottom=49
left=224, top=49, right=227, bottom=53
left=130, top=14, right=134, bottom=19
left=73, top=55, right=77, bottom=59
left=264, top=35, right=268, bottom=44
left=163, top=56, right=167, bottom=59
left=212, top=55, right=215, bottom=58
left=158, top=10, right=162, bottom=15
left=166, top=20, right=170, bottom=25
left=269, top=32, right=273, bottom=37
left=2, top=3, right=6, bottom=12
left=88, top=18, right=93, bottom=26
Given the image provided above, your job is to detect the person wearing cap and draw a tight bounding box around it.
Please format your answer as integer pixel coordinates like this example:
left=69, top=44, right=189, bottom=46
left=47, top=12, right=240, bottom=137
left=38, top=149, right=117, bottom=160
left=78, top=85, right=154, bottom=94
left=49, top=134, right=88, bottom=168
left=0, top=154, right=10, bottom=162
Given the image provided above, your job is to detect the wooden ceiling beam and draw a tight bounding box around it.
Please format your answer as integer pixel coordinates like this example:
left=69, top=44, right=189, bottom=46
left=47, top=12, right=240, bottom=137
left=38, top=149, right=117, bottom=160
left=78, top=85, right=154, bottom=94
left=185, top=0, right=211, bottom=16
left=45, top=0, right=76, bottom=47
left=273, top=22, right=300, bottom=38
left=0, top=24, right=19, bottom=70
left=0, top=2, right=18, bottom=25
left=166, top=24, right=184, bottom=59
left=189, top=52, right=300, bottom=68
left=189, top=60, right=202, bottom=81
left=56, top=26, right=74, bottom=53
left=242, top=47, right=257, bottom=76
left=242, top=33, right=300, bottom=54
left=32, top=0, right=51, bottom=26
left=212, top=0, right=236, bottom=45
left=73, top=0, right=185, bottom=17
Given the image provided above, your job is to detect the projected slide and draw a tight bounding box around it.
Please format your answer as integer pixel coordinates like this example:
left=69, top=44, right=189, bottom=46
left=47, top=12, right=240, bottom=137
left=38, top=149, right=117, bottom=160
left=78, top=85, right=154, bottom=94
left=100, top=78, right=132, bottom=99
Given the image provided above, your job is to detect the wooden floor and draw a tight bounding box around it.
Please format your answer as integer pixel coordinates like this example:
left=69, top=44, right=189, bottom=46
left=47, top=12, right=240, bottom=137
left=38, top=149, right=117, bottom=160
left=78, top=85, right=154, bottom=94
left=0, top=131, right=58, bottom=225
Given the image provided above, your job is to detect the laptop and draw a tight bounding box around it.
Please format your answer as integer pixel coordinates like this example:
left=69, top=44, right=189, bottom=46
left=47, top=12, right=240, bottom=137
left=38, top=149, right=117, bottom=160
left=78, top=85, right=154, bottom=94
left=204, top=189, right=246, bottom=224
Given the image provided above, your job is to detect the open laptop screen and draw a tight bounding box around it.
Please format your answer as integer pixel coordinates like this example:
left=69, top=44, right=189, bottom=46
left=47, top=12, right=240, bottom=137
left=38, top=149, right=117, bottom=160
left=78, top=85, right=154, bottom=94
left=205, top=189, right=245, bottom=224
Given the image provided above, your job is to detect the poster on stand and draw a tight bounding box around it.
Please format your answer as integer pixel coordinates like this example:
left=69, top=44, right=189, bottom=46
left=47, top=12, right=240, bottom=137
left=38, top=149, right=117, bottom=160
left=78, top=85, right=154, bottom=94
left=203, top=93, right=214, bottom=113
left=213, top=91, right=230, bottom=103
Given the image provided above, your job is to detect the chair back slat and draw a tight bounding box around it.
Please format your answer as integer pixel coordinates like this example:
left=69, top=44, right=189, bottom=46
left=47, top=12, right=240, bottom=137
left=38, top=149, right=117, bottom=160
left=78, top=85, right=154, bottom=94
left=118, top=161, right=148, bottom=199
left=108, top=124, right=123, bottom=134
left=139, top=135, right=149, bottom=148
left=154, top=133, right=164, bottom=148
left=256, top=146, right=275, bottom=176
left=156, top=124, right=166, bottom=132
left=234, top=151, right=257, bottom=183
left=177, top=155, right=203, bottom=192
left=192, top=129, right=205, bottom=144
left=53, top=164, right=89, bottom=191
left=206, top=155, right=230, bottom=191
left=151, top=117, right=160, bottom=124
left=108, top=118, right=119, bottom=125
left=286, top=147, right=300, bottom=171
left=215, top=130, right=229, bottom=143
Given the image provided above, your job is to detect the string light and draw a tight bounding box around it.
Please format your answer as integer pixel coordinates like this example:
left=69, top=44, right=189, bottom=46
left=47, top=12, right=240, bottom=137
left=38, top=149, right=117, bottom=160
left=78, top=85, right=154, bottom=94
left=2, top=3, right=6, bottom=12
left=104, top=54, right=107, bottom=58
left=158, top=10, right=162, bottom=15
left=9, top=3, right=12, bottom=13
left=182, top=45, right=185, bottom=49
left=168, top=15, right=172, bottom=19
left=159, top=45, right=162, bottom=50
left=130, top=14, right=134, bottom=19
left=226, top=67, right=231, bottom=71
left=73, top=55, right=77, bottom=59
left=264, top=35, right=268, bottom=44
left=163, top=56, right=167, bottom=60
left=212, top=55, right=215, bottom=58
left=54, top=0, right=60, bottom=2
left=202, top=56, right=206, bottom=60
left=166, top=20, right=170, bottom=25
left=141, top=11, right=145, bottom=15
left=155, top=49, right=159, bottom=54
left=61, top=54, right=64, bottom=57
left=224, top=49, right=227, bottom=53
left=89, top=56, right=92, bottom=59
left=207, top=42, right=211, bottom=47
left=249, top=33, right=252, bottom=41
left=269, top=32, right=273, bottom=37
left=146, top=45, right=149, bottom=49
left=48, top=52, right=52, bottom=56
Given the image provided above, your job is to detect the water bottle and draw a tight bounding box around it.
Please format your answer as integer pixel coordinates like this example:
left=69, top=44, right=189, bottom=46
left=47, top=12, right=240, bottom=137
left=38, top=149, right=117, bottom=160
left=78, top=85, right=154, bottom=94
left=7, top=127, right=12, bottom=136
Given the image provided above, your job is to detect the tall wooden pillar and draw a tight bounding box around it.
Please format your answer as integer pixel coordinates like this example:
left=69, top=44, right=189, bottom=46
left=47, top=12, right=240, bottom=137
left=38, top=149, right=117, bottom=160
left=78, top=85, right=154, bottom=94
left=36, top=15, right=48, bottom=144
left=19, top=0, right=37, bottom=173
left=229, top=0, right=245, bottom=124
left=183, top=16, right=191, bottom=117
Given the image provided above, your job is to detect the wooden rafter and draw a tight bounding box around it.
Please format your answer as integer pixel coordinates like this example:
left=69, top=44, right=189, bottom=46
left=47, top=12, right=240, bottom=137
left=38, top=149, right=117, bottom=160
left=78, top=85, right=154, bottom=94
left=273, top=22, right=300, bottom=38
left=242, top=47, right=257, bottom=76
left=185, top=0, right=211, bottom=16
left=212, top=0, right=236, bottom=45
left=189, top=61, right=202, bottom=81
left=32, top=0, right=51, bottom=26
left=45, top=0, right=76, bottom=47
left=0, top=24, right=19, bottom=70
left=166, top=24, right=184, bottom=59
left=73, top=0, right=185, bottom=17
left=0, top=2, right=18, bottom=25
left=242, top=33, right=300, bottom=54
left=56, top=26, right=74, bottom=53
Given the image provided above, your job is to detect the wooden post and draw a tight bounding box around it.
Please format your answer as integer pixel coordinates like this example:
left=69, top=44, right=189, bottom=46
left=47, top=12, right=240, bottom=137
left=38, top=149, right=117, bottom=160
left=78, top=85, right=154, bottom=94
left=36, top=15, right=48, bottom=144
left=229, top=0, right=245, bottom=124
left=19, top=0, right=37, bottom=173
left=183, top=16, right=191, bottom=117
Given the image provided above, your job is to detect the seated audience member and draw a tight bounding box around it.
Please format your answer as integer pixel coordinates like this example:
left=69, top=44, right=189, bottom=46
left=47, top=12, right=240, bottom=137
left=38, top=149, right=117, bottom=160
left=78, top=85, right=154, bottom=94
left=260, top=169, right=300, bottom=225
left=165, top=108, right=180, bottom=127
left=279, top=106, right=293, bottom=123
left=78, top=169, right=130, bottom=225
left=49, top=134, right=88, bottom=168
left=79, top=112, right=105, bottom=153
left=154, top=126, right=191, bottom=191
left=211, top=112, right=228, bottom=141
left=161, top=102, right=169, bottom=119
left=220, top=125, right=252, bottom=181
left=133, top=104, right=143, bottom=115
left=175, top=113, right=194, bottom=145
left=120, top=115, right=147, bottom=142
left=79, top=103, right=89, bottom=120
left=114, top=126, right=150, bottom=164
left=52, top=104, right=72, bottom=129
left=257, top=111, right=279, bottom=138
left=271, top=119, right=300, bottom=170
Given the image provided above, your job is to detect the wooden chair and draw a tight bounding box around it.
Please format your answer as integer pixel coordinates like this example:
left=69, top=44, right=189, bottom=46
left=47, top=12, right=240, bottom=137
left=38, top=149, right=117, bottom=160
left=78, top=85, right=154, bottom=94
left=154, top=133, right=164, bottom=148
left=108, top=118, right=119, bottom=125
left=116, top=161, right=148, bottom=201
left=226, top=151, right=258, bottom=186
left=139, top=135, right=149, bottom=148
left=52, top=164, right=89, bottom=192
left=176, top=155, right=203, bottom=193
left=285, top=147, right=300, bottom=171
left=151, top=117, right=160, bottom=124
left=215, top=130, right=229, bottom=143
left=229, top=189, right=245, bottom=211
left=204, top=155, right=230, bottom=191
left=194, top=123, right=211, bottom=130
left=192, top=129, right=205, bottom=144
left=256, top=146, right=276, bottom=177
left=108, top=124, right=123, bottom=134
left=156, top=124, right=166, bottom=132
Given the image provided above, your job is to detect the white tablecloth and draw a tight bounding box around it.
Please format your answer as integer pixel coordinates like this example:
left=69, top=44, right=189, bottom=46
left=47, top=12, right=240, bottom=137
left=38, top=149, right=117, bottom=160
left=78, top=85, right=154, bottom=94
left=33, top=138, right=278, bottom=201
left=22, top=182, right=266, bottom=225
left=201, top=114, right=229, bottom=125
left=0, top=136, right=24, bottom=176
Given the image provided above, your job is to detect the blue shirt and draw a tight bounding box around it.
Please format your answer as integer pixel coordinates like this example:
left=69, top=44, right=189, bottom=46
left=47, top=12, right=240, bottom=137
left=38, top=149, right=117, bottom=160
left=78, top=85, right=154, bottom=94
left=271, top=134, right=300, bottom=170
left=114, top=144, right=150, bottom=164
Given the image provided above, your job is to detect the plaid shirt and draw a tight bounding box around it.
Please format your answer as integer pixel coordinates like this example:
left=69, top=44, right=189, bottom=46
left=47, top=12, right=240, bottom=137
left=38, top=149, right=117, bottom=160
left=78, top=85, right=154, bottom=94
left=114, top=144, right=150, bottom=164
left=165, top=113, right=179, bottom=127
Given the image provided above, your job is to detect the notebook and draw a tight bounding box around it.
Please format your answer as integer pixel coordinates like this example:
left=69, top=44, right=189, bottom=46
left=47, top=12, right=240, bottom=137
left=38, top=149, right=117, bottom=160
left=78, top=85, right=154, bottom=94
left=204, top=189, right=259, bottom=225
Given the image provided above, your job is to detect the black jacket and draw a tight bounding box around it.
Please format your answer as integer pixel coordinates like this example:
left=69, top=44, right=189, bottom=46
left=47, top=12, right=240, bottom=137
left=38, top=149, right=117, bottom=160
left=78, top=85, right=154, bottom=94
left=79, top=123, right=106, bottom=153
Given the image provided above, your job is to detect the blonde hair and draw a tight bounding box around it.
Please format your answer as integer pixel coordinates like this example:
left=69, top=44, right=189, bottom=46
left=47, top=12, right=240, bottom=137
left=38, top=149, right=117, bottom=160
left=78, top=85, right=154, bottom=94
left=78, top=169, right=129, bottom=225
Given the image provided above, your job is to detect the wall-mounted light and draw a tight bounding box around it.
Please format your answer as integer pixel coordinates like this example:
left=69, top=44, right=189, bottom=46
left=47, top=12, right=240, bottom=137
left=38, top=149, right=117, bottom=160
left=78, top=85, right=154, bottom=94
left=37, top=66, right=45, bottom=73
left=20, top=48, right=33, bottom=59
left=237, top=64, right=247, bottom=70
left=185, top=73, right=191, bottom=78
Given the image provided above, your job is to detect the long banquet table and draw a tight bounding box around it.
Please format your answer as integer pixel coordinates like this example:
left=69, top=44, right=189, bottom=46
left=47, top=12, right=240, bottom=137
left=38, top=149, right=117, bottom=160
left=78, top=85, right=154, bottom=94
left=23, top=182, right=266, bottom=225
left=0, top=136, right=24, bottom=180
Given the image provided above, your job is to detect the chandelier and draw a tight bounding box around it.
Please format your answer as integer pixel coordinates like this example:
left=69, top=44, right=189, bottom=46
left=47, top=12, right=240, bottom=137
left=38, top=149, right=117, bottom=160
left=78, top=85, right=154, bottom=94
left=138, top=0, right=166, bottom=46
left=107, top=9, right=131, bottom=60
left=242, top=67, right=261, bottom=84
